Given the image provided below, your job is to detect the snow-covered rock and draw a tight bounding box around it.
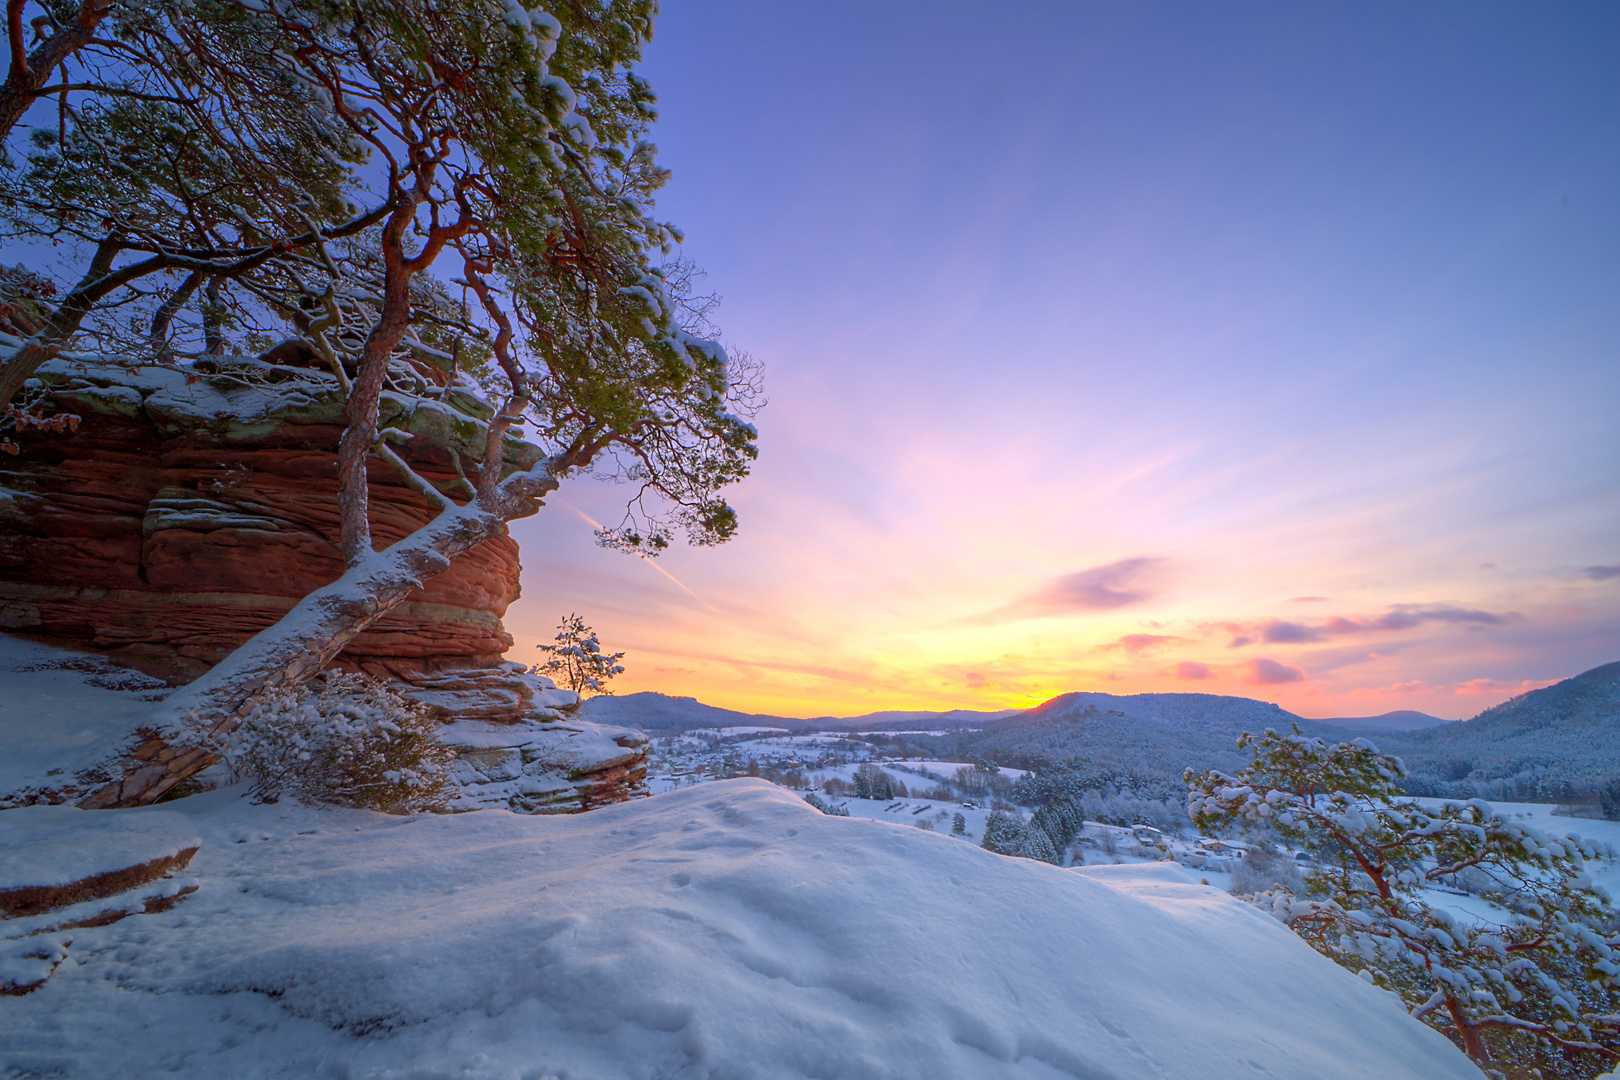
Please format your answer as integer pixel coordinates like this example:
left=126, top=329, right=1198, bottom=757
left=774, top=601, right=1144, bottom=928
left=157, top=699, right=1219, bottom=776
left=1, top=779, right=1482, bottom=1078
left=0, top=805, right=198, bottom=916
left=441, top=714, right=649, bottom=812
left=0, top=632, right=648, bottom=815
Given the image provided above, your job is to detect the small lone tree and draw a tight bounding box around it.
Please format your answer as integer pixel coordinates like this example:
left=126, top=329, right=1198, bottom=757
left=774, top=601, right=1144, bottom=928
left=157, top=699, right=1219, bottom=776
left=534, top=613, right=625, bottom=698
left=1188, top=728, right=1620, bottom=1076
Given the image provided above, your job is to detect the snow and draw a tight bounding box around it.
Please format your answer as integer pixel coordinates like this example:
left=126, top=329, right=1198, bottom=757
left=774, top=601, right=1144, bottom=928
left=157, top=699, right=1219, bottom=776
left=0, top=805, right=197, bottom=889
left=0, top=634, right=168, bottom=800
left=2, top=780, right=1482, bottom=1078
left=1414, top=799, right=1620, bottom=927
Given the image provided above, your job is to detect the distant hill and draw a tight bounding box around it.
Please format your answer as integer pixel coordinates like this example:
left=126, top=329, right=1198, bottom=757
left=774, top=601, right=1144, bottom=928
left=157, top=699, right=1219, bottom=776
left=1312, top=710, right=1451, bottom=733
left=935, top=692, right=1352, bottom=798
left=598, top=663, right=1620, bottom=803
left=578, top=692, right=1014, bottom=733
left=1380, top=662, right=1620, bottom=798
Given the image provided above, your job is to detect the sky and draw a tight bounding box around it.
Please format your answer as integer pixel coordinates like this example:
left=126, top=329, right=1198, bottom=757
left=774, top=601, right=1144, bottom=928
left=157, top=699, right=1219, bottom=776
left=506, top=0, right=1620, bottom=721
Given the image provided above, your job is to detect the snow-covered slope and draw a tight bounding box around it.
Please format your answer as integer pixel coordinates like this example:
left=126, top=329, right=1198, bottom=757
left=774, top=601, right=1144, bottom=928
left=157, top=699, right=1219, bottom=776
left=0, top=633, right=170, bottom=801
left=4, top=780, right=1480, bottom=1079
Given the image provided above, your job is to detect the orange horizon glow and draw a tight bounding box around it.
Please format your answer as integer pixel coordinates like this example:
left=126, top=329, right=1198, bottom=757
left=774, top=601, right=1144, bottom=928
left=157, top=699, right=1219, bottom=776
left=503, top=3, right=1619, bottom=725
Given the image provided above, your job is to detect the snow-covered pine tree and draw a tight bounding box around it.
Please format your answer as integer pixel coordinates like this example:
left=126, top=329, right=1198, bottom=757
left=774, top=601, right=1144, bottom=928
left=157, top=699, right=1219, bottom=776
left=533, top=614, right=626, bottom=697
left=981, top=811, right=1024, bottom=856
left=1015, top=825, right=1061, bottom=865
left=952, top=812, right=967, bottom=836
left=1187, top=727, right=1620, bottom=1074
left=9, top=0, right=764, bottom=807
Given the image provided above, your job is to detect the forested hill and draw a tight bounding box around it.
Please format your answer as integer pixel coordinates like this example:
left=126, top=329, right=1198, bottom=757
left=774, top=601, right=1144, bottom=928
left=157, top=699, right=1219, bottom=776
left=1380, top=661, right=1620, bottom=799
left=935, top=665, right=1620, bottom=804
left=600, top=665, right=1620, bottom=803
left=937, top=692, right=1356, bottom=799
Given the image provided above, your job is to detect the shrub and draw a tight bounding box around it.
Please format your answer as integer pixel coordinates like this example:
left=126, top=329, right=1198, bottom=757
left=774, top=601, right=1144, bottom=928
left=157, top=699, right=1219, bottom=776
left=1229, top=847, right=1302, bottom=897
left=533, top=613, right=626, bottom=697
left=226, top=673, right=454, bottom=813
left=803, top=792, right=850, bottom=816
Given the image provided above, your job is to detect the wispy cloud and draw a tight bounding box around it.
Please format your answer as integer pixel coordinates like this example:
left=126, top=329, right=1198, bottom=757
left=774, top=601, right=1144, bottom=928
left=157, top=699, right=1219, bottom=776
left=1454, top=677, right=1558, bottom=697
left=1176, top=661, right=1213, bottom=680
left=1104, top=632, right=1184, bottom=655
left=1246, top=658, right=1305, bottom=685
left=1585, top=564, right=1620, bottom=582
left=1221, top=604, right=1517, bottom=647
left=961, top=558, right=1163, bottom=626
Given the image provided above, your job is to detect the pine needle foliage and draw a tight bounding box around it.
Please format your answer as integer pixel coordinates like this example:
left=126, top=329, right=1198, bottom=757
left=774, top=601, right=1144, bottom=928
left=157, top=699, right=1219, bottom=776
left=533, top=612, right=625, bottom=697
left=1188, top=727, right=1620, bottom=1076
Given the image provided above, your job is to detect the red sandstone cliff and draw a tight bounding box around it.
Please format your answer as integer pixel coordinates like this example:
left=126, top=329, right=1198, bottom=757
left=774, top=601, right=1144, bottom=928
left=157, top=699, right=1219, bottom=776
left=0, top=357, right=646, bottom=810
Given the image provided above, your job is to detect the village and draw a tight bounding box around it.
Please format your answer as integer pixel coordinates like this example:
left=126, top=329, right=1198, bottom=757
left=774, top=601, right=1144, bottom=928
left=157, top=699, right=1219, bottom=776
left=643, top=724, right=1279, bottom=884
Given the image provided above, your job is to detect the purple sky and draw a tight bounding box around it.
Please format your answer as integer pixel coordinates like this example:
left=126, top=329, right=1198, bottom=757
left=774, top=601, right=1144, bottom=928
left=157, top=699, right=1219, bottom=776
left=507, top=0, right=1620, bottom=719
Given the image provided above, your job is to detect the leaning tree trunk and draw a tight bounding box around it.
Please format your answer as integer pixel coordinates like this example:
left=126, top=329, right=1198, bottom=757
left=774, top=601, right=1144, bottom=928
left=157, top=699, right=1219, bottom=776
left=78, top=457, right=563, bottom=808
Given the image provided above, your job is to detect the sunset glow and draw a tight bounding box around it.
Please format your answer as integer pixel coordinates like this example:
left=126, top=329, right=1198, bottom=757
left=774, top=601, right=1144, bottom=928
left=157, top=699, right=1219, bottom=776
left=509, top=1, right=1619, bottom=720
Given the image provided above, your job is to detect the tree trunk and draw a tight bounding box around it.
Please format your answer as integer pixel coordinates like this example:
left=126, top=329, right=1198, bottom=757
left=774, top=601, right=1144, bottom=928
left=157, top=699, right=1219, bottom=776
left=147, top=270, right=205, bottom=362
left=0, top=0, right=112, bottom=141
left=0, top=237, right=123, bottom=407
left=201, top=275, right=225, bottom=354
left=78, top=457, right=563, bottom=808
left=1443, top=997, right=1489, bottom=1064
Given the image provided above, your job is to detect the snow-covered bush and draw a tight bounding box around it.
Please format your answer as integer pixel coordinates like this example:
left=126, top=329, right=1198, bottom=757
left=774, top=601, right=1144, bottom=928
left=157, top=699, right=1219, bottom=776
left=1229, top=846, right=1303, bottom=897
left=1189, top=727, right=1620, bottom=1074
left=802, top=792, right=849, bottom=816
left=226, top=674, right=454, bottom=814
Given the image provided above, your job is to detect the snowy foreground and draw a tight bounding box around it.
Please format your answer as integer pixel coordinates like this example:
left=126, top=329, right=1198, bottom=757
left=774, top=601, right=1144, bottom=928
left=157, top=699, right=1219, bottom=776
left=2, top=780, right=1481, bottom=1080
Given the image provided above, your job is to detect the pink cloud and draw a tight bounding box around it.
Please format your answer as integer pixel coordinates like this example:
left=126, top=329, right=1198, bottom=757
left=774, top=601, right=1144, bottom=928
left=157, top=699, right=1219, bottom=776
left=961, top=558, right=1164, bottom=625
left=1176, top=661, right=1213, bottom=680
left=1454, top=677, right=1558, bottom=697
left=1246, top=658, right=1305, bottom=685
left=1107, top=633, right=1184, bottom=655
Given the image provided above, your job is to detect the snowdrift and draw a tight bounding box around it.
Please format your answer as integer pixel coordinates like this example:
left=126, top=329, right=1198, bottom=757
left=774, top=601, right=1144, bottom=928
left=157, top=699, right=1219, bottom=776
left=2, top=780, right=1480, bottom=1079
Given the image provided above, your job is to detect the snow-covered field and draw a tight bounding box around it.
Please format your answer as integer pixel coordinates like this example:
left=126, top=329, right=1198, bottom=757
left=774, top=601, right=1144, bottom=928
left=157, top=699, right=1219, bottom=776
left=1, top=780, right=1483, bottom=1079
left=1412, top=800, right=1620, bottom=928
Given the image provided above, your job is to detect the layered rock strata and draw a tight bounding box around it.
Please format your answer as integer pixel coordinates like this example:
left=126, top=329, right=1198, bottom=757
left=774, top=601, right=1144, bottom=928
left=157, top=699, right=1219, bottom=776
left=0, top=358, right=647, bottom=812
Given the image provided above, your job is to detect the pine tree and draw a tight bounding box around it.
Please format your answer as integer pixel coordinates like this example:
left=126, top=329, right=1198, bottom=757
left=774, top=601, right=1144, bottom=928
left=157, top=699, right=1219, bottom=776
left=1188, top=727, right=1620, bottom=1073
left=533, top=614, right=626, bottom=697
left=952, top=812, right=967, bottom=836
left=981, top=811, right=1024, bottom=856
left=1016, top=825, right=1061, bottom=865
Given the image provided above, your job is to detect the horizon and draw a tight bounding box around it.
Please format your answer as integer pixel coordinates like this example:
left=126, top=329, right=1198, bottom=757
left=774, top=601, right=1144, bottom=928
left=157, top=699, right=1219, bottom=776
left=506, top=1, right=1620, bottom=722
left=594, top=680, right=1580, bottom=725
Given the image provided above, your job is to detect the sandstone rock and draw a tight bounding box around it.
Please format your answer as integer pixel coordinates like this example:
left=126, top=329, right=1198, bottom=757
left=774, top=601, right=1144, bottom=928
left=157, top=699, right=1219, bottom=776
left=1, top=359, right=649, bottom=812
left=440, top=716, right=650, bottom=813
left=0, top=805, right=201, bottom=917
left=0, top=359, right=525, bottom=687
left=0, top=807, right=203, bottom=995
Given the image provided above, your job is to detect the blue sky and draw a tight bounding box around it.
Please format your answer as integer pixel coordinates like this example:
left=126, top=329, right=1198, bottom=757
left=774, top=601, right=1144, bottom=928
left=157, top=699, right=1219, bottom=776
left=507, top=1, right=1620, bottom=718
